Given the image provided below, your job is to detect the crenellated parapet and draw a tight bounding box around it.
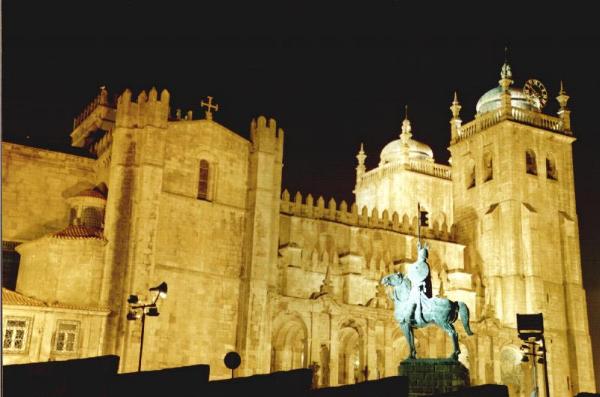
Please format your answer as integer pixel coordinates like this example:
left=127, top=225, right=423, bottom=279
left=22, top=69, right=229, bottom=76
left=280, top=189, right=455, bottom=242
left=116, top=87, right=170, bottom=129
left=250, top=115, right=284, bottom=156
left=70, top=87, right=117, bottom=154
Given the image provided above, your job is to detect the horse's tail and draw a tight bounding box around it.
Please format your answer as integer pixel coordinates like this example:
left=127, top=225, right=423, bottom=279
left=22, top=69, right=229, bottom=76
left=458, top=301, right=474, bottom=336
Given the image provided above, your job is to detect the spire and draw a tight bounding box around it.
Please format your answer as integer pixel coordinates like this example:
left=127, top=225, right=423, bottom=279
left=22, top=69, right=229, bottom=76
left=499, top=46, right=514, bottom=90
left=400, top=105, right=412, bottom=141
left=355, top=143, right=367, bottom=182
left=556, top=80, right=571, bottom=132
left=449, top=92, right=463, bottom=143
left=450, top=91, right=462, bottom=118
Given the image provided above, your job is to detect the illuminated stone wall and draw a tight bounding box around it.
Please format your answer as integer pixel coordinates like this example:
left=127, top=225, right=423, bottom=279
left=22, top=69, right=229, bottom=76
left=1, top=143, right=96, bottom=242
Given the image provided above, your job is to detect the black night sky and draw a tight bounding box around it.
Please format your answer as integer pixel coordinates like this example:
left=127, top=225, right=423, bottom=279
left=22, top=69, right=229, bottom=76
left=3, top=2, right=600, bottom=381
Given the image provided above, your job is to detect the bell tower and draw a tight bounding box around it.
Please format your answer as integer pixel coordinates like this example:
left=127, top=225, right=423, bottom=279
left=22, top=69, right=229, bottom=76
left=449, top=62, right=595, bottom=394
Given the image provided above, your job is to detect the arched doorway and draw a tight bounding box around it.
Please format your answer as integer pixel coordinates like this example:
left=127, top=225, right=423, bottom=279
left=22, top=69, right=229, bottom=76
left=270, top=314, right=308, bottom=372
left=337, top=320, right=365, bottom=384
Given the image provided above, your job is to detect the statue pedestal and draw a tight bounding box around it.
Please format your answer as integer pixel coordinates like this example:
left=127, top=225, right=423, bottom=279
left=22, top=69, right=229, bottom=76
left=399, top=358, right=469, bottom=396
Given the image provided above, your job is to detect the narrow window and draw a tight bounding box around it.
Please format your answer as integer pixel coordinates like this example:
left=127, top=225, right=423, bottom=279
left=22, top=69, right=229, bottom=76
left=198, top=160, right=210, bottom=200
left=483, top=152, right=493, bottom=182
left=54, top=321, right=79, bottom=353
left=526, top=150, right=537, bottom=175
left=69, top=208, right=78, bottom=225
left=2, top=318, right=29, bottom=353
left=546, top=156, right=558, bottom=180
left=466, top=160, right=476, bottom=189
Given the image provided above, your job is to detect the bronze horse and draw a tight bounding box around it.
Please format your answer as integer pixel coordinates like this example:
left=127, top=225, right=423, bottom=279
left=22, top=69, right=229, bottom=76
left=381, top=272, right=473, bottom=360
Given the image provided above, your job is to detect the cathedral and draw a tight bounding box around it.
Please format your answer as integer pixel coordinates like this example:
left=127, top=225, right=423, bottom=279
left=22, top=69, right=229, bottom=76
left=2, top=60, right=596, bottom=396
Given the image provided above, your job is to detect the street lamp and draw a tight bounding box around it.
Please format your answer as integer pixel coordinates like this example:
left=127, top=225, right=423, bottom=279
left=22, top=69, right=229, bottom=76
left=517, top=313, right=550, bottom=397
left=126, top=282, right=168, bottom=371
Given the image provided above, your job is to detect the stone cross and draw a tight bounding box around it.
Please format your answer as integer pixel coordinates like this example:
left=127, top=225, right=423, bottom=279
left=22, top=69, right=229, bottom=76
left=201, top=96, right=219, bottom=120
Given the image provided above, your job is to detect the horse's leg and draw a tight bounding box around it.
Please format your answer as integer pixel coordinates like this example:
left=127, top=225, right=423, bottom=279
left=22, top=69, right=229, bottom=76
left=400, top=322, right=416, bottom=359
left=440, top=323, right=460, bottom=360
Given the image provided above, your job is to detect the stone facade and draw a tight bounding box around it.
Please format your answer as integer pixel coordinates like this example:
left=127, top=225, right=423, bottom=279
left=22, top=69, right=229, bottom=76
left=1, top=64, right=596, bottom=396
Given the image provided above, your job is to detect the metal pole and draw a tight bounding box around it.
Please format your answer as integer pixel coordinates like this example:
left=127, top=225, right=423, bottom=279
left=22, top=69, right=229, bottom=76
left=541, top=336, right=550, bottom=397
left=532, top=354, right=539, bottom=397
left=417, top=203, right=421, bottom=244
left=138, top=311, right=146, bottom=372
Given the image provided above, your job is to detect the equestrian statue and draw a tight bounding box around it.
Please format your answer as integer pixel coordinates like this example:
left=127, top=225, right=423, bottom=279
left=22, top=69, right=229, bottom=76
left=381, top=240, right=473, bottom=360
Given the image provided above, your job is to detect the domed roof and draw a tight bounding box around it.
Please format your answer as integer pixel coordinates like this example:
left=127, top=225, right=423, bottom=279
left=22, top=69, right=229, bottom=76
left=380, top=138, right=434, bottom=164
left=379, top=116, right=434, bottom=165
left=476, top=86, right=537, bottom=114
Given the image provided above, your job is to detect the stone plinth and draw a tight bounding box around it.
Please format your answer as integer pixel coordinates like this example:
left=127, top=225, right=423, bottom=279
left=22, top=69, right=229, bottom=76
left=399, top=358, right=469, bottom=396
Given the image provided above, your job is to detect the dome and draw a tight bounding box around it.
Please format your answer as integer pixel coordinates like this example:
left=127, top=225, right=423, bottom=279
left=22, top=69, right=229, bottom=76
left=380, top=137, right=434, bottom=164
left=476, top=86, right=537, bottom=114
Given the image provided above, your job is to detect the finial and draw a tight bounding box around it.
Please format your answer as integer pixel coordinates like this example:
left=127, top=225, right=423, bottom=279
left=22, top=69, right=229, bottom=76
left=356, top=143, right=367, bottom=165
left=556, top=80, right=570, bottom=114
left=500, top=46, right=513, bottom=81
left=200, top=96, right=219, bottom=120
left=450, top=91, right=462, bottom=119
left=400, top=105, right=412, bottom=140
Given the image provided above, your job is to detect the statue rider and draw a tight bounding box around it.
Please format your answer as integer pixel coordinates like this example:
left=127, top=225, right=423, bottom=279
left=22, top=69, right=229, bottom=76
left=406, top=241, right=432, bottom=326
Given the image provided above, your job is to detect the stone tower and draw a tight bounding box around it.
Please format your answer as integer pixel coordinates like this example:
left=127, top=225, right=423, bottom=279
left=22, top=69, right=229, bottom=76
left=449, top=61, right=595, bottom=394
left=236, top=116, right=284, bottom=375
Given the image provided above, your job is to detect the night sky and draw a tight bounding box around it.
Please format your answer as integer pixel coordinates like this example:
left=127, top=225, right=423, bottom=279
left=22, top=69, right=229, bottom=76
left=3, top=2, right=599, bottom=382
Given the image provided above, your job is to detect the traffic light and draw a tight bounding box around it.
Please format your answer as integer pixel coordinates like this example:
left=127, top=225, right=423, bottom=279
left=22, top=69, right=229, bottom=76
left=419, top=210, right=429, bottom=227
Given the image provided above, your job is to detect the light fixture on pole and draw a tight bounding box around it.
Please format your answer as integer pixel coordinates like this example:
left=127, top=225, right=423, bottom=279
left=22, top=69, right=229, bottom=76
left=127, top=281, right=168, bottom=372
left=517, top=313, right=550, bottom=397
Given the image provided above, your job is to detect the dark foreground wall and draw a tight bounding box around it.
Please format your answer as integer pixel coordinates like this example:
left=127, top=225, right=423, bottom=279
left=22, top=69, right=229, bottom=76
left=207, top=368, right=312, bottom=397
left=432, top=384, right=509, bottom=397
left=111, top=363, right=210, bottom=397
left=2, top=355, right=120, bottom=397
left=311, top=376, right=408, bottom=397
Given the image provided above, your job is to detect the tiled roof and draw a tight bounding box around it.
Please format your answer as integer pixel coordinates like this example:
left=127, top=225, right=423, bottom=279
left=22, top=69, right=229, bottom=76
left=75, top=189, right=106, bottom=200
left=2, top=288, right=46, bottom=307
left=51, top=225, right=105, bottom=240
left=2, top=288, right=110, bottom=313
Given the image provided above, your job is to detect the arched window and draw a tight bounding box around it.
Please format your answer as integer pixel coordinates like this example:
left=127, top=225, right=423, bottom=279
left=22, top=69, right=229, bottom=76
left=546, top=155, right=558, bottom=180
left=483, top=152, right=493, bottom=182
left=197, top=160, right=210, bottom=200
left=525, top=150, right=537, bottom=175
left=466, top=159, right=476, bottom=189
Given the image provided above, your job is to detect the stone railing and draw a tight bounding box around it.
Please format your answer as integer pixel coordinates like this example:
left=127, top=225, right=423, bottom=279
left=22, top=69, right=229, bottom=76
left=359, top=160, right=451, bottom=185
left=455, top=107, right=570, bottom=144
left=279, top=190, right=456, bottom=242
left=407, top=160, right=452, bottom=180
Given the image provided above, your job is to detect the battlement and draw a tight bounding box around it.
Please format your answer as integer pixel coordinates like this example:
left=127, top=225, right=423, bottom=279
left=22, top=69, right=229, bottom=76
left=250, top=115, right=284, bottom=153
left=70, top=87, right=116, bottom=153
left=116, top=87, right=170, bottom=129
left=280, top=189, right=456, bottom=242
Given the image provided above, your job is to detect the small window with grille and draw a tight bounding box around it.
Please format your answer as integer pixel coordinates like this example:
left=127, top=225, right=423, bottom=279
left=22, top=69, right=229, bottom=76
left=54, top=321, right=79, bottom=353
left=2, top=317, right=30, bottom=353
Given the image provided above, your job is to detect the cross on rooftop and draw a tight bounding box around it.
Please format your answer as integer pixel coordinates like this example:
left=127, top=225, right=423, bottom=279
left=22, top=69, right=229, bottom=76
left=201, top=96, right=219, bottom=120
